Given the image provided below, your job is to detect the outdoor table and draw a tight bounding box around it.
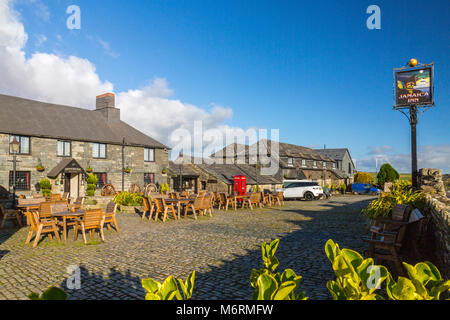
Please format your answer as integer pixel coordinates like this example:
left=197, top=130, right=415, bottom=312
left=164, top=198, right=196, bottom=219
left=51, top=210, right=85, bottom=241
left=16, top=203, right=41, bottom=225
left=233, top=194, right=249, bottom=210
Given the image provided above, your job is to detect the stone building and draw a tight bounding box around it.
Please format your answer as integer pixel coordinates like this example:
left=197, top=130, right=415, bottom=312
left=0, top=93, right=169, bottom=199
left=209, top=140, right=347, bottom=187
left=314, top=148, right=355, bottom=185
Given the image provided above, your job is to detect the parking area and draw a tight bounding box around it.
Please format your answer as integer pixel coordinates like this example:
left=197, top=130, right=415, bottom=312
left=0, top=195, right=376, bottom=300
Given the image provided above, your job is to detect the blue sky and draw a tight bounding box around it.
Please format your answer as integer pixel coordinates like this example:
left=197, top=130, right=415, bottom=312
left=2, top=0, right=449, bottom=172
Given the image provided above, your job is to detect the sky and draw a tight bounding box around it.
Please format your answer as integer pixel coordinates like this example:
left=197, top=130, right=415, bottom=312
left=0, top=0, right=449, bottom=173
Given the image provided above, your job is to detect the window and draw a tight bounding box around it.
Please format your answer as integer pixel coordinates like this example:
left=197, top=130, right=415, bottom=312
left=144, top=148, right=155, bottom=162
left=313, top=161, right=317, bottom=168
left=94, top=173, right=107, bottom=189
left=323, top=162, right=327, bottom=168
left=332, top=162, right=336, bottom=169
left=287, top=157, right=293, bottom=167
left=348, top=163, right=352, bottom=174
left=9, top=171, right=31, bottom=190
left=57, top=140, right=71, bottom=157
left=9, top=135, right=30, bottom=155
left=301, top=159, right=306, bottom=167
left=92, top=143, right=106, bottom=159
left=144, top=173, right=155, bottom=186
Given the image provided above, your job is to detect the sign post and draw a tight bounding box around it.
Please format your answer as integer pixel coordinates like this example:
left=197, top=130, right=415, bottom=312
left=393, top=59, right=435, bottom=189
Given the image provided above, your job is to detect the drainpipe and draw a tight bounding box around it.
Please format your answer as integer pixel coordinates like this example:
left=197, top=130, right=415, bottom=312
left=122, top=137, right=125, bottom=192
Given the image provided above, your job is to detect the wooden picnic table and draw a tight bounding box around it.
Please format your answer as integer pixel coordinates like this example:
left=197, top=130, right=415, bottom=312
left=51, top=210, right=85, bottom=241
left=233, top=194, right=249, bottom=210
left=164, top=198, right=196, bottom=219
left=16, top=203, right=42, bottom=225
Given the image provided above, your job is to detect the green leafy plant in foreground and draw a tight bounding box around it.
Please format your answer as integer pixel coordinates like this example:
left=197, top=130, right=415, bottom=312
left=250, top=239, right=307, bottom=300
left=325, top=239, right=389, bottom=300
left=386, top=261, right=450, bottom=300
left=28, top=287, right=68, bottom=300
left=142, top=270, right=195, bottom=300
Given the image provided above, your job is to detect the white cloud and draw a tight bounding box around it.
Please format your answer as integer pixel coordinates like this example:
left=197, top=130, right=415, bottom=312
left=355, top=144, right=450, bottom=173
left=367, top=145, right=394, bottom=155
left=0, top=0, right=251, bottom=154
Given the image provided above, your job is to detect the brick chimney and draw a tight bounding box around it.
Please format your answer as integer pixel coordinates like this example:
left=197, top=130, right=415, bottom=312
left=95, top=93, right=120, bottom=124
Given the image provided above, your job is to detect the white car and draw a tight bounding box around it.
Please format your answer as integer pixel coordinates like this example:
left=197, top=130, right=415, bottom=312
left=277, top=180, right=324, bottom=201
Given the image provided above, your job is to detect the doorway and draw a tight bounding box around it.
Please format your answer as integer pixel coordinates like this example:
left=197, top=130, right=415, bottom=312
left=63, top=173, right=80, bottom=199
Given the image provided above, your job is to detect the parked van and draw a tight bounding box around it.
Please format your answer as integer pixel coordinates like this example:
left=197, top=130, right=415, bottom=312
left=277, top=180, right=323, bottom=200
left=351, top=183, right=382, bottom=195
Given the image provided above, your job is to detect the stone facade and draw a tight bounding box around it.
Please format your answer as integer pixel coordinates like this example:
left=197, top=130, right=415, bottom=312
left=418, top=168, right=449, bottom=279
left=0, top=133, right=169, bottom=198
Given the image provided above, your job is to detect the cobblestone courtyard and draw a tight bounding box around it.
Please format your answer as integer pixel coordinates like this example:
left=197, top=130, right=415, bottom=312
left=0, top=195, right=375, bottom=300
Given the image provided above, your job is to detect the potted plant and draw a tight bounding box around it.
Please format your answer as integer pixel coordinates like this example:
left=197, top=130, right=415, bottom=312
left=124, top=167, right=132, bottom=174
left=161, top=168, right=167, bottom=175
left=86, top=166, right=93, bottom=173
left=39, top=178, right=51, bottom=197
left=36, top=162, right=45, bottom=172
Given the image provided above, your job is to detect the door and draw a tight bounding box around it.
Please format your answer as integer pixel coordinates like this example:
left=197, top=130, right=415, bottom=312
left=70, top=174, right=79, bottom=199
left=64, top=173, right=71, bottom=194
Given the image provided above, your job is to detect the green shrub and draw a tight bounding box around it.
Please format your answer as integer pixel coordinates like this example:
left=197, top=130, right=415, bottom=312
left=142, top=271, right=195, bottom=300
left=39, top=178, right=51, bottom=190
left=354, top=172, right=373, bottom=184
left=249, top=239, right=307, bottom=300
left=377, top=163, right=400, bottom=185
left=113, top=191, right=143, bottom=206
left=361, top=180, right=423, bottom=219
left=325, top=239, right=389, bottom=300
left=29, top=287, right=68, bottom=300
left=39, top=178, right=51, bottom=197
left=85, top=174, right=98, bottom=196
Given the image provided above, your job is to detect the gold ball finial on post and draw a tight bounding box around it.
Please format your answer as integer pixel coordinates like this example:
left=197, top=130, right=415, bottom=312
left=408, top=58, right=418, bottom=67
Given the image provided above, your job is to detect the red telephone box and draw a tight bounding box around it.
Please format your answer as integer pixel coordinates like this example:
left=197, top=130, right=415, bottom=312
left=233, top=175, right=247, bottom=196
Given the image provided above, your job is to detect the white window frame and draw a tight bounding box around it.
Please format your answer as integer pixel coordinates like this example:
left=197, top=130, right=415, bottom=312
left=92, top=143, right=106, bottom=159
left=144, top=148, right=155, bottom=162
left=57, top=140, right=71, bottom=157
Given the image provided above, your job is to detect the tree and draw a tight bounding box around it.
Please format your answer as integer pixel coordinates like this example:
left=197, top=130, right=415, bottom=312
left=354, top=172, right=373, bottom=184
left=377, top=163, right=400, bottom=185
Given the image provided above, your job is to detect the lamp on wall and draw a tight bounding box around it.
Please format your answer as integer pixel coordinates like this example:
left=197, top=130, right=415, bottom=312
left=9, top=136, right=20, bottom=208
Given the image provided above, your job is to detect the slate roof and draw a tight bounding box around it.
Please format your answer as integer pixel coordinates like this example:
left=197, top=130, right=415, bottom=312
left=194, top=163, right=282, bottom=185
left=168, top=161, right=200, bottom=177
left=47, top=158, right=86, bottom=179
left=0, top=94, right=168, bottom=149
left=213, top=140, right=335, bottom=163
left=314, top=148, right=350, bottom=161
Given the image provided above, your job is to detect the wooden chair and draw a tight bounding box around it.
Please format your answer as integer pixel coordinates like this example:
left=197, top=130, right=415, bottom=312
left=261, top=192, right=272, bottom=207
left=62, top=192, right=69, bottom=201
left=181, top=191, right=190, bottom=198
left=74, top=209, right=105, bottom=244
left=184, top=195, right=205, bottom=220
left=153, top=197, right=177, bottom=222
left=49, top=194, right=61, bottom=201
left=200, top=194, right=213, bottom=217
left=370, top=204, right=411, bottom=234
left=218, top=193, right=235, bottom=211
left=103, top=202, right=119, bottom=232
left=39, top=200, right=67, bottom=223
left=142, top=196, right=155, bottom=220
left=244, top=192, right=263, bottom=210
left=363, top=214, right=424, bottom=276
left=69, top=197, right=84, bottom=210
left=272, top=192, right=284, bottom=206
left=25, top=210, right=60, bottom=247
left=0, top=204, right=22, bottom=229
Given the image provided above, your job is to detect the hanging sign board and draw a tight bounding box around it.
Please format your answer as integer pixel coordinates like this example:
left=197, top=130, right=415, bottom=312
left=394, top=65, right=434, bottom=108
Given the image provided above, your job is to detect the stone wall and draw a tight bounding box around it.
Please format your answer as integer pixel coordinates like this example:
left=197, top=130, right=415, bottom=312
left=418, top=168, right=449, bottom=279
